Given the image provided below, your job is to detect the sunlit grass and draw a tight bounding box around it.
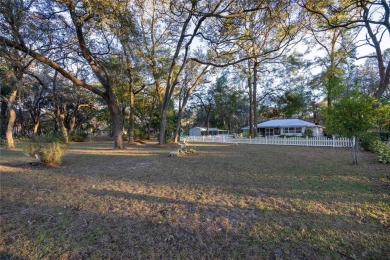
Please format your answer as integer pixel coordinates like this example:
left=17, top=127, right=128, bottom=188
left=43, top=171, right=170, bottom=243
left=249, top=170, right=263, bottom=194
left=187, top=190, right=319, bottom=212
left=1, top=141, right=389, bottom=259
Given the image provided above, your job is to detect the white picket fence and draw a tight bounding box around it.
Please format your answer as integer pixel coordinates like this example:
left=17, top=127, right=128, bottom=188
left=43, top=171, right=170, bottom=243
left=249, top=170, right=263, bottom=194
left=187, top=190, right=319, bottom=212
left=184, top=135, right=354, bottom=147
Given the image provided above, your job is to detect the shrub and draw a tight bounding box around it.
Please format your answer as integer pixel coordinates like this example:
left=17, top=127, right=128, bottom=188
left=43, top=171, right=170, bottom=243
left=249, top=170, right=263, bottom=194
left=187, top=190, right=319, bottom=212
left=122, top=134, right=130, bottom=141
left=380, top=132, right=390, bottom=142
left=302, top=128, right=314, bottom=138
left=37, top=132, right=65, bottom=143
left=134, top=129, right=147, bottom=140
left=23, top=141, right=66, bottom=165
left=70, top=132, right=88, bottom=142
left=39, top=142, right=65, bottom=165
left=242, top=131, right=250, bottom=138
left=372, top=141, right=390, bottom=164
left=360, top=132, right=381, bottom=152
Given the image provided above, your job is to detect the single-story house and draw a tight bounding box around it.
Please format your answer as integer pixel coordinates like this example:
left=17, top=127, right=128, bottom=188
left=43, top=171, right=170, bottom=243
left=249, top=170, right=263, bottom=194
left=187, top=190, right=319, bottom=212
left=242, top=119, right=323, bottom=137
left=96, top=126, right=110, bottom=137
left=189, top=127, right=228, bottom=136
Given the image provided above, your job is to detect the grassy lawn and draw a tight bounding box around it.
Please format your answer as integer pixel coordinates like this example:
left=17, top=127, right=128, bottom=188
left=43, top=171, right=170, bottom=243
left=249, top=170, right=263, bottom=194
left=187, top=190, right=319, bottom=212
left=1, top=140, right=389, bottom=259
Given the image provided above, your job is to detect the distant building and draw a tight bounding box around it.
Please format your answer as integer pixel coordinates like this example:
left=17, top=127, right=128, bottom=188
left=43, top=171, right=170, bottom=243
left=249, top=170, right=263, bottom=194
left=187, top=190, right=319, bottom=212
left=189, top=127, right=228, bottom=136
left=242, top=119, right=323, bottom=137
left=96, top=126, right=110, bottom=137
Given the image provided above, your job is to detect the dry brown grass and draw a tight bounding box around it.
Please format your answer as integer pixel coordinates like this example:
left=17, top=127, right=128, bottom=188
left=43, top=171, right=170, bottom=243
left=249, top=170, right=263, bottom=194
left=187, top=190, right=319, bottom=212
left=1, top=140, right=389, bottom=259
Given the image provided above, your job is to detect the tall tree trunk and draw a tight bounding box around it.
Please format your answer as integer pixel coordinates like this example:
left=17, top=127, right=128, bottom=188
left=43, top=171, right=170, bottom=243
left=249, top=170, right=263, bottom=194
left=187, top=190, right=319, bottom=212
left=69, top=116, right=76, bottom=135
left=33, top=119, right=39, bottom=137
left=248, top=71, right=254, bottom=137
left=55, top=106, right=69, bottom=143
left=1, top=100, right=8, bottom=140
left=128, top=78, right=135, bottom=143
left=147, top=113, right=153, bottom=140
left=159, top=105, right=168, bottom=144
left=6, top=88, right=17, bottom=150
left=252, top=62, right=259, bottom=137
left=352, top=137, right=359, bottom=164
left=106, top=93, right=123, bottom=149
left=174, top=104, right=184, bottom=143
left=69, top=109, right=77, bottom=135
left=174, top=65, right=209, bottom=142
left=146, top=99, right=156, bottom=140
left=206, top=111, right=211, bottom=136
left=327, top=97, right=332, bottom=108
left=17, top=94, right=25, bottom=136
left=52, top=72, right=68, bottom=143
left=174, top=93, right=188, bottom=143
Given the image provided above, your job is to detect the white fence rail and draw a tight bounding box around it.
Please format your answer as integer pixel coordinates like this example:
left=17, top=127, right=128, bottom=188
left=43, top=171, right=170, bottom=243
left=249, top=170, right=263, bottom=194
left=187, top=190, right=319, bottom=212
left=184, top=136, right=353, bottom=147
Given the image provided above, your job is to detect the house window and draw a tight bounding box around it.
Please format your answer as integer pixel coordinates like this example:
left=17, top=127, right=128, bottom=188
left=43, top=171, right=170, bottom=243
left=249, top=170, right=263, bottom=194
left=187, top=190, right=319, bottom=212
left=265, top=128, right=274, bottom=136
left=284, top=127, right=302, bottom=134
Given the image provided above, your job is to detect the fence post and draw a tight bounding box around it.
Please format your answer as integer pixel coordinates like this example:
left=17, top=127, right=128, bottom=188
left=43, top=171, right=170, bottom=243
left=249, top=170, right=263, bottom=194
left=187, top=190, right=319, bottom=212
left=306, top=136, right=308, bottom=146
left=332, top=136, right=335, bottom=147
left=266, top=136, right=267, bottom=144
left=249, top=136, right=251, bottom=144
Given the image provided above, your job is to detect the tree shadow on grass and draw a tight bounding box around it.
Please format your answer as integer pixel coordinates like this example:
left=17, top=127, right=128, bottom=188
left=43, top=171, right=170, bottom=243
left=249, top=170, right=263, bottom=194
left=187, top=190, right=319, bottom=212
left=1, top=195, right=388, bottom=260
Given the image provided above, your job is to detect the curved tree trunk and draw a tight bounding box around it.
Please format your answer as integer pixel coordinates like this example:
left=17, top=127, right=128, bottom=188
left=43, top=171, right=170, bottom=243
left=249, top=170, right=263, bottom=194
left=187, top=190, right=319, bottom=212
left=33, top=120, right=39, bottom=137
left=6, top=88, right=17, bottom=150
left=55, top=108, right=69, bottom=143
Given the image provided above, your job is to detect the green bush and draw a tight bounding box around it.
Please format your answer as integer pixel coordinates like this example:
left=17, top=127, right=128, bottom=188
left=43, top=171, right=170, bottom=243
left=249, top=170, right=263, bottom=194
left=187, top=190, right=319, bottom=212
left=37, top=132, right=65, bottom=143
left=23, top=141, right=66, bottom=165
left=39, top=142, right=65, bottom=165
left=372, top=141, right=390, bottom=164
left=360, top=132, right=381, bottom=152
left=134, top=129, right=147, bottom=140
left=302, top=128, right=314, bottom=138
left=70, top=132, right=88, bottom=142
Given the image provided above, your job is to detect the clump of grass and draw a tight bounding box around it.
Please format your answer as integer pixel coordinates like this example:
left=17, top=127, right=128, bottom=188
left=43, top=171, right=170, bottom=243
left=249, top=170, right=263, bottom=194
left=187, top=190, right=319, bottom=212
left=178, top=148, right=197, bottom=155
left=40, top=142, right=65, bottom=164
left=23, top=141, right=66, bottom=165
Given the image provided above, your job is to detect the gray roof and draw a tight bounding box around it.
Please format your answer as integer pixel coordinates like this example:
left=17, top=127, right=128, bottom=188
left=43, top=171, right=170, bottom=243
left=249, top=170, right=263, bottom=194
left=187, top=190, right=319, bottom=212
left=190, top=127, right=227, bottom=131
left=257, top=119, right=318, bottom=128
left=242, top=119, right=319, bottom=130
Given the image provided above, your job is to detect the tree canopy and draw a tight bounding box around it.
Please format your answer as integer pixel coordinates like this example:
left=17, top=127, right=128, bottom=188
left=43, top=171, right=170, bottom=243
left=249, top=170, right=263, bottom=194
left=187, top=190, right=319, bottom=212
left=0, top=0, right=389, bottom=149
